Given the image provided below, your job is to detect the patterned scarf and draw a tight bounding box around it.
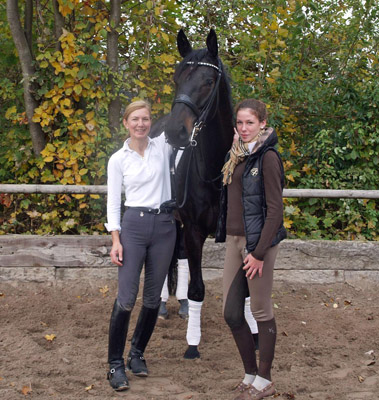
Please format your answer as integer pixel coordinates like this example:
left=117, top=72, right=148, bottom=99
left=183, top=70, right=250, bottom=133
left=222, top=129, right=266, bottom=185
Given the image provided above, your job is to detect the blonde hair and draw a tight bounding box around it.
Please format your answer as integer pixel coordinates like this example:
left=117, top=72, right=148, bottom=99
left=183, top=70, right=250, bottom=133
left=123, top=100, right=151, bottom=122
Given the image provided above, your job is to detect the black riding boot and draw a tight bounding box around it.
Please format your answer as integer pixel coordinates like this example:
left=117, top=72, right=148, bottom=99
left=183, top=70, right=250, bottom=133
left=107, top=299, right=131, bottom=391
left=127, top=305, right=160, bottom=377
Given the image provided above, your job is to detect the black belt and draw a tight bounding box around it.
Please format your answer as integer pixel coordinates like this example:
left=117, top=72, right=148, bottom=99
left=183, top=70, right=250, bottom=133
left=126, top=206, right=172, bottom=215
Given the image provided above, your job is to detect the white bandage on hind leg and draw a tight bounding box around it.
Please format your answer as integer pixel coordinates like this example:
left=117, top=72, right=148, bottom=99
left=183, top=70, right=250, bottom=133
left=244, top=297, right=258, bottom=334
left=160, top=276, right=169, bottom=302
left=186, top=300, right=203, bottom=346
left=176, top=259, right=189, bottom=300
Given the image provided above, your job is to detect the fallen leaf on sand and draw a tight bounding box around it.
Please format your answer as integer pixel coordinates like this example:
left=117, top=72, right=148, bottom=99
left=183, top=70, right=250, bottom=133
left=358, top=375, right=365, bottom=383
left=85, top=384, right=94, bottom=391
left=99, top=285, right=109, bottom=296
left=44, top=334, right=56, bottom=342
left=21, top=385, right=32, bottom=395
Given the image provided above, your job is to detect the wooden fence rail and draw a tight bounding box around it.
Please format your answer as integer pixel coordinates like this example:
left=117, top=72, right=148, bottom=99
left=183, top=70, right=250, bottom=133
left=1, top=184, right=379, bottom=198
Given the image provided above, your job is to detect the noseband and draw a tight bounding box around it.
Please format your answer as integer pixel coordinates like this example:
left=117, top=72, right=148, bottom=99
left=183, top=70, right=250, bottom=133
left=171, top=60, right=222, bottom=148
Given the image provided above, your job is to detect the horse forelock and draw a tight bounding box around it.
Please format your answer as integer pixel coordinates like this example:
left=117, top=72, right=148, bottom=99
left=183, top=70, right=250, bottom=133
left=175, top=49, right=217, bottom=78
left=174, top=49, right=232, bottom=108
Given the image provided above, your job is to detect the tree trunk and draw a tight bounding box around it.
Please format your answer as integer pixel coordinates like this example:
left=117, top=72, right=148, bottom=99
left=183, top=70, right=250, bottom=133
left=52, top=0, right=65, bottom=51
left=107, top=0, right=122, bottom=135
left=24, top=0, right=33, bottom=56
left=7, top=0, right=46, bottom=156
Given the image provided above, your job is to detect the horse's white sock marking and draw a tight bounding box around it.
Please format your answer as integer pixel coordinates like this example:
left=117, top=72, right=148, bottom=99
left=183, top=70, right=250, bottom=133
left=186, top=299, right=203, bottom=345
left=176, top=259, right=189, bottom=300
left=160, top=276, right=169, bottom=302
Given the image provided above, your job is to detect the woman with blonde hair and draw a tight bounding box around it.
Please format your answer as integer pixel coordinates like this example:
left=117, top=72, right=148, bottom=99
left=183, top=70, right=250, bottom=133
left=105, top=100, right=176, bottom=391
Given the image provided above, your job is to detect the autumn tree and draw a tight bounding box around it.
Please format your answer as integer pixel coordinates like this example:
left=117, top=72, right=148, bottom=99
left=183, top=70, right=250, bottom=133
left=1, top=0, right=378, bottom=239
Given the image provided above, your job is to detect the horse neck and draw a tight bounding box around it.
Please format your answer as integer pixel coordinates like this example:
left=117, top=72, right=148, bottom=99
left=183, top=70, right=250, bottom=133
left=201, top=78, right=234, bottom=166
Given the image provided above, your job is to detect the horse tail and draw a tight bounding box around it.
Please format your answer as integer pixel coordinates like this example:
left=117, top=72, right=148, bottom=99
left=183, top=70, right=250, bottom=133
left=167, top=221, right=187, bottom=295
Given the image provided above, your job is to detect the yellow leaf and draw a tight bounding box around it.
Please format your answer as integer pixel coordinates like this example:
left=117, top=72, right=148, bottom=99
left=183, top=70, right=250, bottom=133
left=44, top=156, right=54, bottom=162
left=79, top=203, right=87, bottom=209
left=162, top=85, right=172, bottom=94
left=74, top=84, right=82, bottom=95
left=90, top=194, right=100, bottom=199
left=73, top=194, right=85, bottom=199
left=278, top=27, right=289, bottom=37
left=286, top=174, right=295, bottom=182
left=79, top=168, right=88, bottom=176
left=21, top=385, right=32, bottom=395
left=290, top=140, right=298, bottom=155
left=270, top=21, right=278, bottom=31
left=86, top=111, right=95, bottom=121
left=284, top=218, right=293, bottom=229
left=61, top=109, right=73, bottom=117
left=85, top=384, right=94, bottom=391
left=161, top=32, right=169, bottom=42
left=44, top=334, right=56, bottom=342
left=5, top=106, right=17, bottom=119
left=99, top=285, right=109, bottom=295
left=135, top=80, right=146, bottom=88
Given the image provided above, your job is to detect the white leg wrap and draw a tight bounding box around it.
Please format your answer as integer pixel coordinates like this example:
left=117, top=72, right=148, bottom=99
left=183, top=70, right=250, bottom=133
left=244, top=297, right=258, bottom=334
left=176, top=259, right=189, bottom=300
left=186, top=300, right=203, bottom=346
left=160, top=276, right=169, bottom=302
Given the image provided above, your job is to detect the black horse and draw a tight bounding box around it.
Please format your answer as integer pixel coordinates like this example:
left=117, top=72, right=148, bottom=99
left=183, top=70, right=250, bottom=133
left=160, top=29, right=234, bottom=358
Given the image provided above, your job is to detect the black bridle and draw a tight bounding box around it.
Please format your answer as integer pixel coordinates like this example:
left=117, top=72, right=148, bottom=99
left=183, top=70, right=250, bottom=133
left=169, top=59, right=223, bottom=208
left=171, top=59, right=222, bottom=148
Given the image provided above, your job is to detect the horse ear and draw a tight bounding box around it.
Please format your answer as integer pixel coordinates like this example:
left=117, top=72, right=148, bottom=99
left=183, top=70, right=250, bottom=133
left=206, top=28, right=218, bottom=58
left=177, top=29, right=192, bottom=58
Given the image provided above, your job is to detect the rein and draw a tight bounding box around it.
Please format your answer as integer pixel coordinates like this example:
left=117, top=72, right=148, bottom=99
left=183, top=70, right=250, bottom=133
left=170, top=59, right=223, bottom=208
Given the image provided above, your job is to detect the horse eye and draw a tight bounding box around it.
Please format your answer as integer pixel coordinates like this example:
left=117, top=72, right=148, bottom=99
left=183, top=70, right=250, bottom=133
left=206, top=79, right=214, bottom=86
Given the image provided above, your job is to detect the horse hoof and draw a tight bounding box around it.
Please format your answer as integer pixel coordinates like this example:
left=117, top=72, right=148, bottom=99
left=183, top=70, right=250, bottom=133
left=158, top=301, right=168, bottom=320
left=183, top=345, right=200, bottom=359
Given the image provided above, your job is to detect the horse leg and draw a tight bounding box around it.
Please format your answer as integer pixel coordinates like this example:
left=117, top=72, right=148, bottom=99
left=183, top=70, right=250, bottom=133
left=183, top=227, right=206, bottom=359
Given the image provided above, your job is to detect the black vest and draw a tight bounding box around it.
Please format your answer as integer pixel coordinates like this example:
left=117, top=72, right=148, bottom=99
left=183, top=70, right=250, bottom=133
left=242, top=147, right=287, bottom=253
left=215, top=146, right=287, bottom=253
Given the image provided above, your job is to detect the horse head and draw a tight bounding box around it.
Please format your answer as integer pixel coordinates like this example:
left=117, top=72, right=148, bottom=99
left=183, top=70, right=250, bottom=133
left=165, top=29, right=223, bottom=148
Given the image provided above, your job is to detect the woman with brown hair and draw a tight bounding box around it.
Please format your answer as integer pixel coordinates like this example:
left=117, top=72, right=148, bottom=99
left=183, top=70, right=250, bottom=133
left=216, top=98, right=287, bottom=399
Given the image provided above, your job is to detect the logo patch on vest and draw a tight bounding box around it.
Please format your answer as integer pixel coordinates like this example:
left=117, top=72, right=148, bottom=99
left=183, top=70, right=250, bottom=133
left=250, top=167, right=258, bottom=176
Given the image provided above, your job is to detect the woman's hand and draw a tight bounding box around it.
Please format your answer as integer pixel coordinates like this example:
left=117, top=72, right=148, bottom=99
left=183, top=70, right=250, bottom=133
left=110, top=231, right=123, bottom=266
left=233, top=127, right=239, bottom=143
left=110, top=242, right=123, bottom=266
left=242, top=253, right=264, bottom=279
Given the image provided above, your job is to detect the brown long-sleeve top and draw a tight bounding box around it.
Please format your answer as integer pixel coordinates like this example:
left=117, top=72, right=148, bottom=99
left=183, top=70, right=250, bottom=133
left=226, top=150, right=284, bottom=261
